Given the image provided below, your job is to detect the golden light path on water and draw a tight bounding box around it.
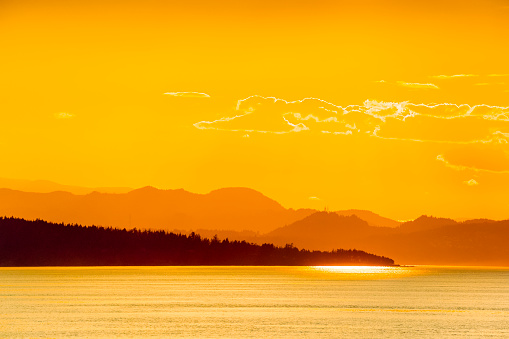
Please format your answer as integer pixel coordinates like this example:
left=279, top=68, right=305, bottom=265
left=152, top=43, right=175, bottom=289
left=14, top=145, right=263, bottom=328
left=1, top=266, right=509, bottom=337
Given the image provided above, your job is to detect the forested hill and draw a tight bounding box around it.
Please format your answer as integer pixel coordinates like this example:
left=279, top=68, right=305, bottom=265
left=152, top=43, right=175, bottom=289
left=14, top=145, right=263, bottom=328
left=0, top=217, right=394, bottom=266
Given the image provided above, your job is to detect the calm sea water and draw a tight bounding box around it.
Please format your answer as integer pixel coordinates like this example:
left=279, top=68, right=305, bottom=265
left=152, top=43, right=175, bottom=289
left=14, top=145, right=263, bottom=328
left=1, top=266, right=508, bottom=338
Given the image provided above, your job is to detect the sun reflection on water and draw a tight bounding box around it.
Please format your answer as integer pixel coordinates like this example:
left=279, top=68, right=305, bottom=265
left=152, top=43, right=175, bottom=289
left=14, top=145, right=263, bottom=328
left=315, top=266, right=395, bottom=273
left=306, top=265, right=416, bottom=279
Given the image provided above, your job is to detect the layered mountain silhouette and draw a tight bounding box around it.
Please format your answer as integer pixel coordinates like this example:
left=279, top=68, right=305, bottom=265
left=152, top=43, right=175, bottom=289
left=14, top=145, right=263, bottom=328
left=265, top=213, right=377, bottom=249
left=259, top=212, right=508, bottom=266
left=0, top=186, right=401, bottom=233
left=335, top=210, right=401, bottom=228
left=0, top=178, right=132, bottom=195
left=0, top=187, right=315, bottom=233
left=0, top=185, right=507, bottom=265
left=397, top=215, right=457, bottom=233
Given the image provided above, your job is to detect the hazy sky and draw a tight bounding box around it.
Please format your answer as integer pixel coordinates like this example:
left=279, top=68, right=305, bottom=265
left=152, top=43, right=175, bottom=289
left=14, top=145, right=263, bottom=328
left=1, top=0, right=509, bottom=219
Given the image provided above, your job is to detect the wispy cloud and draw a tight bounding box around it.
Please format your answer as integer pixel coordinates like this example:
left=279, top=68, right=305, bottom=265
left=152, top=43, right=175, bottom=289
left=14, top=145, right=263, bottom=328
left=431, top=74, right=477, bottom=79
left=194, top=94, right=509, bottom=181
left=55, top=112, right=73, bottom=119
left=376, top=80, right=439, bottom=89
left=193, top=107, right=309, bottom=134
left=396, top=81, right=439, bottom=89
left=437, top=154, right=509, bottom=174
left=163, top=92, right=210, bottom=98
left=490, top=131, right=509, bottom=144
left=436, top=155, right=472, bottom=171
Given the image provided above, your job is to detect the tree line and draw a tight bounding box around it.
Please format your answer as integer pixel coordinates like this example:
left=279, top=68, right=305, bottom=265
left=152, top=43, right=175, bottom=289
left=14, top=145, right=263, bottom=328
left=0, top=217, right=394, bottom=266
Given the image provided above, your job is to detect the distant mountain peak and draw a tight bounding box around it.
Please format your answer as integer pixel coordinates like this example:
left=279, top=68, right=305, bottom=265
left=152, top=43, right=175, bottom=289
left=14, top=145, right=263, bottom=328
left=131, top=185, right=159, bottom=192
left=208, top=187, right=278, bottom=200
left=0, top=177, right=133, bottom=195
left=305, top=211, right=369, bottom=224
left=206, top=187, right=285, bottom=210
left=413, top=215, right=457, bottom=223
left=399, top=215, right=457, bottom=233
left=209, top=187, right=261, bottom=194
left=461, top=218, right=497, bottom=224
left=335, top=209, right=401, bottom=228
left=267, top=211, right=371, bottom=239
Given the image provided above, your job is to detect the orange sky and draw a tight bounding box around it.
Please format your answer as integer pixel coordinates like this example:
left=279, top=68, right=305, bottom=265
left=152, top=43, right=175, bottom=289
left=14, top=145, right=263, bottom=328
left=1, top=0, right=509, bottom=220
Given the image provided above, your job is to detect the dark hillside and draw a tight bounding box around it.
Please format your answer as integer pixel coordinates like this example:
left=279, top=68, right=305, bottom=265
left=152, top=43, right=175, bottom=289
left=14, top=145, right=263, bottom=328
left=0, top=217, right=394, bottom=266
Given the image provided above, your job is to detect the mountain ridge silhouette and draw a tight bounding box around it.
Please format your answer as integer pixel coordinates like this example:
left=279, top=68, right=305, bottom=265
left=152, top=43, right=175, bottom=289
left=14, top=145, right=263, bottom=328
left=0, top=186, right=507, bottom=265
left=256, top=211, right=509, bottom=265
left=0, top=187, right=312, bottom=233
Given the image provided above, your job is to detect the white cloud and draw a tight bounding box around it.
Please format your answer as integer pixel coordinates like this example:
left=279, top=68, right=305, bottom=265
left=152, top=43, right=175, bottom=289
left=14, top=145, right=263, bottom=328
left=490, top=131, right=509, bottom=144
left=464, top=179, right=479, bottom=186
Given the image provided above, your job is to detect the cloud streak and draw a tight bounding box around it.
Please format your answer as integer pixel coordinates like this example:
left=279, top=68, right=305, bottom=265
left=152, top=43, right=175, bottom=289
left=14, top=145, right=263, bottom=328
left=431, top=74, right=477, bottom=79
left=436, top=154, right=509, bottom=174
left=376, top=80, right=440, bottom=89
left=396, top=81, right=439, bottom=89
left=164, top=92, right=210, bottom=98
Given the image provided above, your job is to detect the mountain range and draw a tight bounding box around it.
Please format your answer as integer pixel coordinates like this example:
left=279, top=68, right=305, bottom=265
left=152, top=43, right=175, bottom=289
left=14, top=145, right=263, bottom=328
left=260, top=212, right=509, bottom=266
left=0, top=178, right=132, bottom=195
left=0, top=186, right=313, bottom=233
left=0, top=184, right=401, bottom=232
left=0, top=182, right=507, bottom=265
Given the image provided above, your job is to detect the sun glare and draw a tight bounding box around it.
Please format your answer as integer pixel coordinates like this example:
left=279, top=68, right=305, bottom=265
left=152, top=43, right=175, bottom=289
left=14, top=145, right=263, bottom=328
left=308, top=265, right=416, bottom=279
left=314, top=265, right=393, bottom=273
